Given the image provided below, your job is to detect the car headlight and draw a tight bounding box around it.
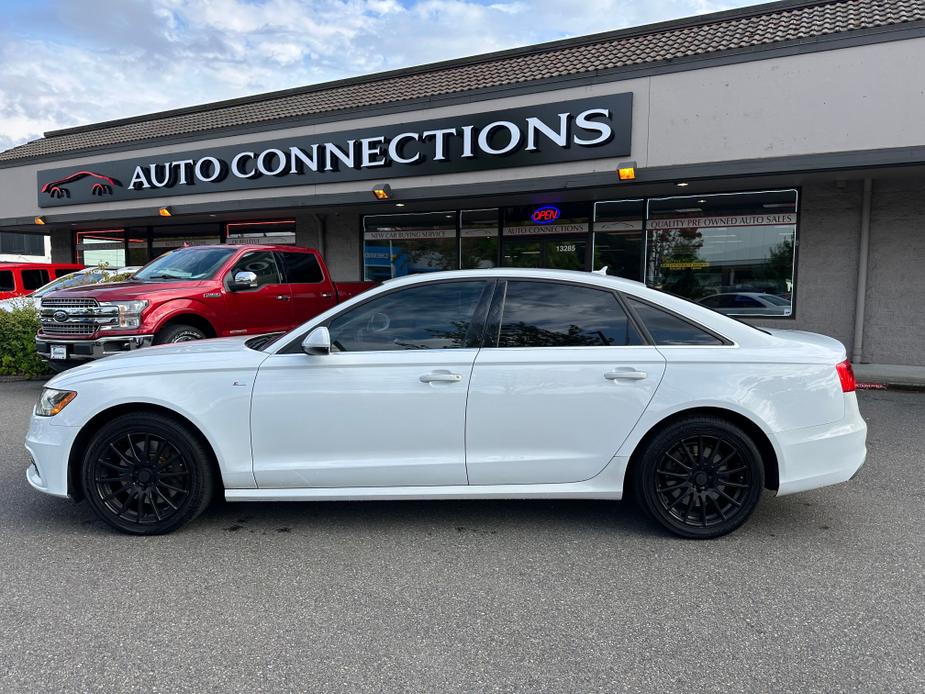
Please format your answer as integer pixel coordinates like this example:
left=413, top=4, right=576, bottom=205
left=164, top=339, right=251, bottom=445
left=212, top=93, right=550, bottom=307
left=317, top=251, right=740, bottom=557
left=35, top=388, right=77, bottom=417
left=100, top=300, right=148, bottom=329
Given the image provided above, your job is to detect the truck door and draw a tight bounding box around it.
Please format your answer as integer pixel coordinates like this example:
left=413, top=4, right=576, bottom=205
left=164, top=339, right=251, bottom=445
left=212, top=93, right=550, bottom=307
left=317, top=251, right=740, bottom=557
left=223, top=250, right=293, bottom=334
left=277, top=250, right=338, bottom=324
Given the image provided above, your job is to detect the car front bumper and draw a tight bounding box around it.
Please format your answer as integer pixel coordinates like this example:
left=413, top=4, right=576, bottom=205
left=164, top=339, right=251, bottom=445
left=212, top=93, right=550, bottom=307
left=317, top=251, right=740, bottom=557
left=25, top=414, right=81, bottom=498
left=775, top=392, right=868, bottom=496
left=36, top=334, right=155, bottom=362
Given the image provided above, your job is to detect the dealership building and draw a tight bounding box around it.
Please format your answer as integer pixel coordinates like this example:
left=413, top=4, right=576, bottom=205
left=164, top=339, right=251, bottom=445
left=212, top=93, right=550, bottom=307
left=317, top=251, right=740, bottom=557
left=1, top=0, right=924, bottom=366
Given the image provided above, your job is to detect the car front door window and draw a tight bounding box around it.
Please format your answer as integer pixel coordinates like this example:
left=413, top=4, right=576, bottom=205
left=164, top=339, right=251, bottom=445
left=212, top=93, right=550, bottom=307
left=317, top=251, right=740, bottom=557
left=328, top=281, right=489, bottom=352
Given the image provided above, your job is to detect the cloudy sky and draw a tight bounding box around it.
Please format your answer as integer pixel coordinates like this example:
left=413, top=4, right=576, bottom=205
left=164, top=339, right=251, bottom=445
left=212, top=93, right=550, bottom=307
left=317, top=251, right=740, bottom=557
left=0, top=0, right=759, bottom=152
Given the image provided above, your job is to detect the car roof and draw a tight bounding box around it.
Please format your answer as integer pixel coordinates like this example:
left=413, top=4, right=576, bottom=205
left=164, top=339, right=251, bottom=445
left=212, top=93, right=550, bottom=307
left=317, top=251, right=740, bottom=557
left=167, top=244, right=316, bottom=252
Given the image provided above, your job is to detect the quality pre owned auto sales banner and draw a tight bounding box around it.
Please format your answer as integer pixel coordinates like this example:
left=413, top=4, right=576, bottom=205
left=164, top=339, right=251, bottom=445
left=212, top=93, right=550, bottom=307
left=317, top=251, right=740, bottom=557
left=36, top=93, right=633, bottom=208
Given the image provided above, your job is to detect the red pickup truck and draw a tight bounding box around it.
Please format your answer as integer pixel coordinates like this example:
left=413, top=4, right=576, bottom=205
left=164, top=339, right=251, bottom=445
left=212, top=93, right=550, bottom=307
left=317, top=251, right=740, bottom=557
left=36, top=244, right=374, bottom=370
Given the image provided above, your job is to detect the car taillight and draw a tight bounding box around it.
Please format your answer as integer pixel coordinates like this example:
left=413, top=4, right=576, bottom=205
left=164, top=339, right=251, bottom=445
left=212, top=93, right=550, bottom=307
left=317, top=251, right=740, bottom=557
left=836, top=360, right=856, bottom=393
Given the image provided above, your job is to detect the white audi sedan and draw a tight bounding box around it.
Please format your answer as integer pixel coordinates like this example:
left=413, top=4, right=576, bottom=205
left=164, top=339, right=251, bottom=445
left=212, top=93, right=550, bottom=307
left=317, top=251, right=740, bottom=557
left=25, top=269, right=866, bottom=538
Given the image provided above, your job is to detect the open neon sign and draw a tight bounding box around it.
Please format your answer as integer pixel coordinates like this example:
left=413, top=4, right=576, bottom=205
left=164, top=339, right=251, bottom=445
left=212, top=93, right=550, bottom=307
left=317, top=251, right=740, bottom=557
left=531, top=205, right=561, bottom=224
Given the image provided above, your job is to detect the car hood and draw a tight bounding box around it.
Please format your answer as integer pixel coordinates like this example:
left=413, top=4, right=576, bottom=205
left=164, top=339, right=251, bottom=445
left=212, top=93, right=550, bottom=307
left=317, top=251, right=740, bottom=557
left=45, top=280, right=206, bottom=301
left=47, top=336, right=270, bottom=387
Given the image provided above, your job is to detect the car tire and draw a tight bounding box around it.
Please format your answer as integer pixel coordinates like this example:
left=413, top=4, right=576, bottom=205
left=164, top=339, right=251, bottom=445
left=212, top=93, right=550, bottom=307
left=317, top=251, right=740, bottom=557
left=81, top=413, right=215, bottom=535
left=632, top=416, right=764, bottom=539
left=154, top=324, right=207, bottom=344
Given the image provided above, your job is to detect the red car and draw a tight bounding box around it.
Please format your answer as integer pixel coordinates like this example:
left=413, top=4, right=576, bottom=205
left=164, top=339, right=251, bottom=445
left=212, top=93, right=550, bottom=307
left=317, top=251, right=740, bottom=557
left=35, top=245, right=374, bottom=370
left=0, top=262, right=84, bottom=301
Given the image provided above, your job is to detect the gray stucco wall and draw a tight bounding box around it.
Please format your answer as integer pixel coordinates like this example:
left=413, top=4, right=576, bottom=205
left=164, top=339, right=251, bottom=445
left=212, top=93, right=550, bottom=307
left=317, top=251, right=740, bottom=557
left=862, top=176, right=925, bottom=365
left=752, top=181, right=863, bottom=353
left=752, top=176, right=925, bottom=366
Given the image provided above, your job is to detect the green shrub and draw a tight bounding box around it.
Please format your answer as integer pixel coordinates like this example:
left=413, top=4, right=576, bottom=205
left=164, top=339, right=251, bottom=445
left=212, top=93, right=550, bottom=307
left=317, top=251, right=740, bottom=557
left=0, top=306, right=49, bottom=378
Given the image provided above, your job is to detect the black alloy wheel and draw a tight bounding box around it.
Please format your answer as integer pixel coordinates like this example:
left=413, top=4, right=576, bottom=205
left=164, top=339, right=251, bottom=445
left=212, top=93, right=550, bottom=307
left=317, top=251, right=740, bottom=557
left=633, top=416, right=764, bottom=539
left=154, top=324, right=207, bottom=345
left=82, top=413, right=214, bottom=535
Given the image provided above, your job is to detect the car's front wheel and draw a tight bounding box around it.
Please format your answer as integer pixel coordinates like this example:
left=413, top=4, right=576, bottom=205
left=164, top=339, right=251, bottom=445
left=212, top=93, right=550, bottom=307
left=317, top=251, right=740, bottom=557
left=154, top=324, right=207, bottom=344
left=633, top=416, right=764, bottom=539
left=81, top=413, right=214, bottom=535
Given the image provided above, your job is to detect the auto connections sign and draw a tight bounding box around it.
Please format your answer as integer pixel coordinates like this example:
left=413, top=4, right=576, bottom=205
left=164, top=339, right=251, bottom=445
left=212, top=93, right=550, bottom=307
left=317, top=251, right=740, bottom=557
left=36, top=94, right=633, bottom=208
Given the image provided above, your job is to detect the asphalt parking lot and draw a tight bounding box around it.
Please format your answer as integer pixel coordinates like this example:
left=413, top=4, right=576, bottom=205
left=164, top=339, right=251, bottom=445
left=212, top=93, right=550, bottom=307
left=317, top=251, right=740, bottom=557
left=0, top=381, right=923, bottom=693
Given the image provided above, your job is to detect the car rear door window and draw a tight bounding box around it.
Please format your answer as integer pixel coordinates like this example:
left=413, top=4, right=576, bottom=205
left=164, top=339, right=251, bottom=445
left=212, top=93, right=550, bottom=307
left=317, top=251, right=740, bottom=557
left=0, top=271, right=13, bottom=292
left=626, top=297, right=724, bottom=346
left=281, top=252, right=323, bottom=284
left=496, top=281, right=644, bottom=348
left=21, top=269, right=50, bottom=290
left=328, top=281, right=488, bottom=351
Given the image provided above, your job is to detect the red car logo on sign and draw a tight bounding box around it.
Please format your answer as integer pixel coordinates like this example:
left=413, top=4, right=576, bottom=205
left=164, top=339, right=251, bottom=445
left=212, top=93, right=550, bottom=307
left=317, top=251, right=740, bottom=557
left=41, top=171, right=121, bottom=199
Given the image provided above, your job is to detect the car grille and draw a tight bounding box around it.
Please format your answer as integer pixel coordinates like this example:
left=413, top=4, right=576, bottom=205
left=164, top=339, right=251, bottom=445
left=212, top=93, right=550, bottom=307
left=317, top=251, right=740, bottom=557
left=41, top=323, right=97, bottom=336
left=39, top=297, right=117, bottom=338
left=41, top=298, right=100, bottom=309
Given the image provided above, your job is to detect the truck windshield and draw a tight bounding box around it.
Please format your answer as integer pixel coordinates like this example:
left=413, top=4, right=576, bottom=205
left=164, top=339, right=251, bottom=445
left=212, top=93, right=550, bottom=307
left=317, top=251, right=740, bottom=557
left=134, top=247, right=236, bottom=281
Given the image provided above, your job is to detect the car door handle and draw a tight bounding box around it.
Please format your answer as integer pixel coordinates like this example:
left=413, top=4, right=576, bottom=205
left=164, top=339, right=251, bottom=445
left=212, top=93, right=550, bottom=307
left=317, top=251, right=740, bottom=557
left=276, top=295, right=291, bottom=301
left=604, top=369, right=648, bottom=381
left=420, top=372, right=463, bottom=383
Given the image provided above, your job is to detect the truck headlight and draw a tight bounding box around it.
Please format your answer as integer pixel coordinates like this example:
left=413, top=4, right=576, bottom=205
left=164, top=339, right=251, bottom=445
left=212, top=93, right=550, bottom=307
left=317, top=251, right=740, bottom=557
left=101, top=300, right=148, bottom=329
left=35, top=388, right=77, bottom=417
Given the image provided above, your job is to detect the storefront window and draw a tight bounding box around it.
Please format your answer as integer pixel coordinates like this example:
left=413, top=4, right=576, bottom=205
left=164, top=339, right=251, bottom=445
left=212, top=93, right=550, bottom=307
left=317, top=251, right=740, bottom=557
left=593, top=199, right=644, bottom=280
left=363, top=212, right=457, bottom=281
left=151, top=224, right=222, bottom=259
left=460, top=209, right=499, bottom=269
left=75, top=230, right=126, bottom=266
left=501, top=203, right=590, bottom=270
left=645, top=190, right=797, bottom=317
left=226, top=220, right=296, bottom=246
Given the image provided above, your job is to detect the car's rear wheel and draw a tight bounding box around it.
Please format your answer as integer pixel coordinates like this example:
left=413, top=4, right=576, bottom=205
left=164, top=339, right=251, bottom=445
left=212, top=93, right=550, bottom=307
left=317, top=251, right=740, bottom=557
left=154, top=324, right=207, bottom=344
left=81, top=413, right=214, bottom=535
left=633, top=416, right=764, bottom=539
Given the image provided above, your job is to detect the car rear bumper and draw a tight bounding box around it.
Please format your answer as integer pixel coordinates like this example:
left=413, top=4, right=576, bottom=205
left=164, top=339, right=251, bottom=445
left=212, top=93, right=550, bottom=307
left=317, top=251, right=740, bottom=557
left=775, top=393, right=868, bottom=496
left=25, top=415, right=80, bottom=499
left=36, top=334, right=155, bottom=362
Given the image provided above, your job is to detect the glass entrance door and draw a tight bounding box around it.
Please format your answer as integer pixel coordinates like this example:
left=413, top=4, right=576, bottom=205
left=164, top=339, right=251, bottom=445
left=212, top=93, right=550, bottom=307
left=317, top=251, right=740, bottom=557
left=502, top=236, right=588, bottom=270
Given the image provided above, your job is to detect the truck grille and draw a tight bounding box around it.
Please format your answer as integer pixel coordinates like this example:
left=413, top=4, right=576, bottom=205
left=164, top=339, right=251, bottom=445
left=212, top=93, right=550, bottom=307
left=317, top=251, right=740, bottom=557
left=41, top=323, right=98, bottom=336
left=39, top=297, right=117, bottom=337
left=41, top=298, right=100, bottom=309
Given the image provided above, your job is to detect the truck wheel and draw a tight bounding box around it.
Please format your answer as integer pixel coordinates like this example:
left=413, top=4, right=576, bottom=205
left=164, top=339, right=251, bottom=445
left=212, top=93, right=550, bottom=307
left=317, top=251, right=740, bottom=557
left=154, top=324, right=207, bottom=345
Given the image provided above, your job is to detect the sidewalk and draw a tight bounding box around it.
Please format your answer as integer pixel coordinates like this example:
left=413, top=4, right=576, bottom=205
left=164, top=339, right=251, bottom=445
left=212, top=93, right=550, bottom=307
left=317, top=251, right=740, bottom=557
left=854, top=364, right=925, bottom=390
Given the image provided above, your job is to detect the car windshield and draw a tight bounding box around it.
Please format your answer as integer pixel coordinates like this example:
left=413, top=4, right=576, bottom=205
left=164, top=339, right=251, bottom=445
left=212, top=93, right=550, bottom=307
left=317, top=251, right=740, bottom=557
left=34, top=270, right=116, bottom=297
left=134, top=247, right=236, bottom=281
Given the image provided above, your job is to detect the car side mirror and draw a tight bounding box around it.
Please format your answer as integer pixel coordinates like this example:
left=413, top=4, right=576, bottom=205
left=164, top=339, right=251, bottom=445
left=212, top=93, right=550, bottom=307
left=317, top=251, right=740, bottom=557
left=230, top=271, right=258, bottom=290
left=301, top=326, right=331, bottom=356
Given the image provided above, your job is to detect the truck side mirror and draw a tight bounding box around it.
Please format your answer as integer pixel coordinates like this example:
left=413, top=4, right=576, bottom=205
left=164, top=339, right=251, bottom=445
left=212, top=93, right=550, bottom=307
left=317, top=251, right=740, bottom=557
left=301, top=326, right=331, bottom=356
left=230, top=271, right=258, bottom=290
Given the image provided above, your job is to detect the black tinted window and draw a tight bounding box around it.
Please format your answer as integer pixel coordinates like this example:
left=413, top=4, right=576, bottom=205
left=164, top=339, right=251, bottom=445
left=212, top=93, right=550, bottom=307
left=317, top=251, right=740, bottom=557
left=230, top=251, right=281, bottom=288
left=21, top=269, right=49, bottom=290
left=627, top=298, right=723, bottom=346
left=498, top=281, right=643, bottom=348
left=329, top=281, right=487, bottom=351
left=0, top=271, right=13, bottom=292
left=281, top=252, right=323, bottom=284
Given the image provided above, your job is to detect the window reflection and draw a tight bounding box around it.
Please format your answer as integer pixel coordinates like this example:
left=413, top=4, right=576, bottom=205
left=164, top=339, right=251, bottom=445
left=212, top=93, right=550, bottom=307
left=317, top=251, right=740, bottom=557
left=329, top=281, right=486, bottom=351
left=498, top=281, right=643, bottom=347
left=645, top=190, right=797, bottom=317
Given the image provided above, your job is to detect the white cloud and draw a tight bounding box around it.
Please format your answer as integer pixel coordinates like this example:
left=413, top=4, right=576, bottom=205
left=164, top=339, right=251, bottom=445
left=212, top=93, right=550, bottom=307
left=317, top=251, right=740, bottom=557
left=0, top=0, right=755, bottom=152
